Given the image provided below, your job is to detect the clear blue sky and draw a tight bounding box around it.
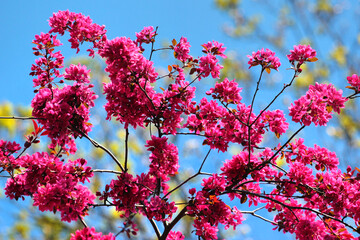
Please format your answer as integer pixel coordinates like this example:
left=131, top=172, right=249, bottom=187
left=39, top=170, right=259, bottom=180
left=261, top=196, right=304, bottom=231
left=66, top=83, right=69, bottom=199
left=0, top=1, right=309, bottom=239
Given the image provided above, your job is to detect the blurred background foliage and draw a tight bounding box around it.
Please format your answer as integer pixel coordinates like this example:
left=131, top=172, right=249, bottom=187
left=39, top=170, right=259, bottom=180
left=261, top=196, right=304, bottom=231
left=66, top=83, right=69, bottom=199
left=1, top=0, right=360, bottom=239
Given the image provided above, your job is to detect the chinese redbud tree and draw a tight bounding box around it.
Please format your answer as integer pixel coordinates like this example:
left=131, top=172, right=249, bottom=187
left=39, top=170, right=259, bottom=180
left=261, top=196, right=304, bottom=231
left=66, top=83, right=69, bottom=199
left=2, top=10, right=360, bottom=240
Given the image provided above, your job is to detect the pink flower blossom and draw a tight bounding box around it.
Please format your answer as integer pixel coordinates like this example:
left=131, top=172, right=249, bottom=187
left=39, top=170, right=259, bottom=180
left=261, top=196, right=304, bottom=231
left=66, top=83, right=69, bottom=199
left=289, top=83, right=347, bottom=126
left=99, top=36, right=159, bottom=129
left=49, top=10, right=107, bottom=56
left=247, top=48, right=281, bottom=72
left=166, top=231, right=185, bottom=240
left=287, top=45, right=317, bottom=72
left=144, top=196, right=177, bottom=221
left=294, top=213, right=326, bottom=240
left=261, top=109, right=289, bottom=137
left=136, top=26, right=156, bottom=50
left=145, top=135, right=179, bottom=179
left=4, top=152, right=95, bottom=222
left=198, top=54, right=223, bottom=79
left=70, top=227, right=115, bottom=240
left=64, top=63, right=91, bottom=83
left=347, top=74, right=360, bottom=92
left=33, top=181, right=95, bottom=222
left=107, top=172, right=156, bottom=217
left=31, top=82, right=97, bottom=153
left=202, top=40, right=227, bottom=58
left=30, top=33, right=64, bottom=88
left=206, top=78, right=243, bottom=104
left=174, top=37, right=192, bottom=62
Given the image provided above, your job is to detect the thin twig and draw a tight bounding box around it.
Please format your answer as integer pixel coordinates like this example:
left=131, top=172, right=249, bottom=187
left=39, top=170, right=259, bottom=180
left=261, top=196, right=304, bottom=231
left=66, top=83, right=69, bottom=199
left=163, top=148, right=211, bottom=198
left=78, top=215, right=88, bottom=228
left=0, top=116, right=41, bottom=120
left=149, top=26, right=159, bottom=61
left=124, top=128, right=129, bottom=172
left=247, top=68, right=265, bottom=163
left=91, top=169, right=122, bottom=174
left=241, top=206, right=277, bottom=225
left=230, top=189, right=358, bottom=232
left=250, top=71, right=297, bottom=128
left=81, top=132, right=125, bottom=172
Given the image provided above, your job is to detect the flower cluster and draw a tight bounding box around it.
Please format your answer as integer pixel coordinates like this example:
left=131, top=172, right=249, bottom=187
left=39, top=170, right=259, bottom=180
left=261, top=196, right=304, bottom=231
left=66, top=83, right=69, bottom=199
left=158, top=73, right=196, bottom=134
left=144, top=196, right=177, bottom=221
left=198, top=54, right=224, bottom=79
left=284, top=138, right=339, bottom=171
left=260, top=109, right=289, bottom=138
left=206, top=78, right=243, bottom=104
left=166, top=231, right=185, bottom=240
left=247, top=48, right=281, bottom=72
left=289, top=83, right=347, bottom=126
left=70, top=227, right=115, bottom=240
left=0, top=140, right=21, bottom=173
left=64, top=63, right=91, bottom=83
left=145, top=136, right=179, bottom=180
left=196, top=41, right=227, bottom=79
left=185, top=99, right=266, bottom=152
left=347, top=74, right=360, bottom=92
left=103, top=172, right=156, bottom=217
left=4, top=152, right=94, bottom=222
left=30, top=33, right=64, bottom=88
left=99, top=36, right=159, bottom=129
left=173, top=37, right=192, bottom=62
left=287, top=44, right=317, bottom=72
left=187, top=175, right=244, bottom=239
left=48, top=10, right=107, bottom=56
left=136, top=26, right=156, bottom=51
left=31, top=82, right=97, bottom=153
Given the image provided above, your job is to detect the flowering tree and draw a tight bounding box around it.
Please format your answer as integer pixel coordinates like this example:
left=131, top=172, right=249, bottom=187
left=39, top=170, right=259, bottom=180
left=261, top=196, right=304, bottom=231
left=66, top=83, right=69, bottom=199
left=1, top=10, right=360, bottom=240
left=215, top=0, right=360, bottom=162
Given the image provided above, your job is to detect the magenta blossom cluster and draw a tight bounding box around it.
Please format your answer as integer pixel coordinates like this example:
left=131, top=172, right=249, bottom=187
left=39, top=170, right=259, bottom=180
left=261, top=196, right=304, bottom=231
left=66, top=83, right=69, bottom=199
left=30, top=33, right=64, bottom=88
left=64, top=63, right=91, bottom=83
left=70, top=227, right=115, bottom=240
left=206, top=78, right=243, bottom=104
left=187, top=174, right=244, bottom=239
left=100, top=172, right=156, bottom=217
left=144, top=196, right=177, bottom=222
left=289, top=83, right=347, bottom=126
left=136, top=26, right=156, bottom=51
left=202, top=40, right=227, bottom=58
left=4, top=152, right=94, bottom=222
left=146, top=136, right=179, bottom=180
left=247, top=48, right=281, bottom=72
left=198, top=52, right=225, bottom=79
left=0, top=140, right=21, bottom=174
left=166, top=231, right=185, bottom=240
left=347, top=74, right=360, bottom=92
left=48, top=10, right=107, bottom=56
left=185, top=97, right=288, bottom=152
left=262, top=109, right=289, bottom=138
left=173, top=37, right=192, bottom=63
left=31, top=81, right=97, bottom=153
left=99, top=28, right=197, bottom=134
left=287, top=44, right=317, bottom=72
left=99, top=36, right=159, bottom=129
